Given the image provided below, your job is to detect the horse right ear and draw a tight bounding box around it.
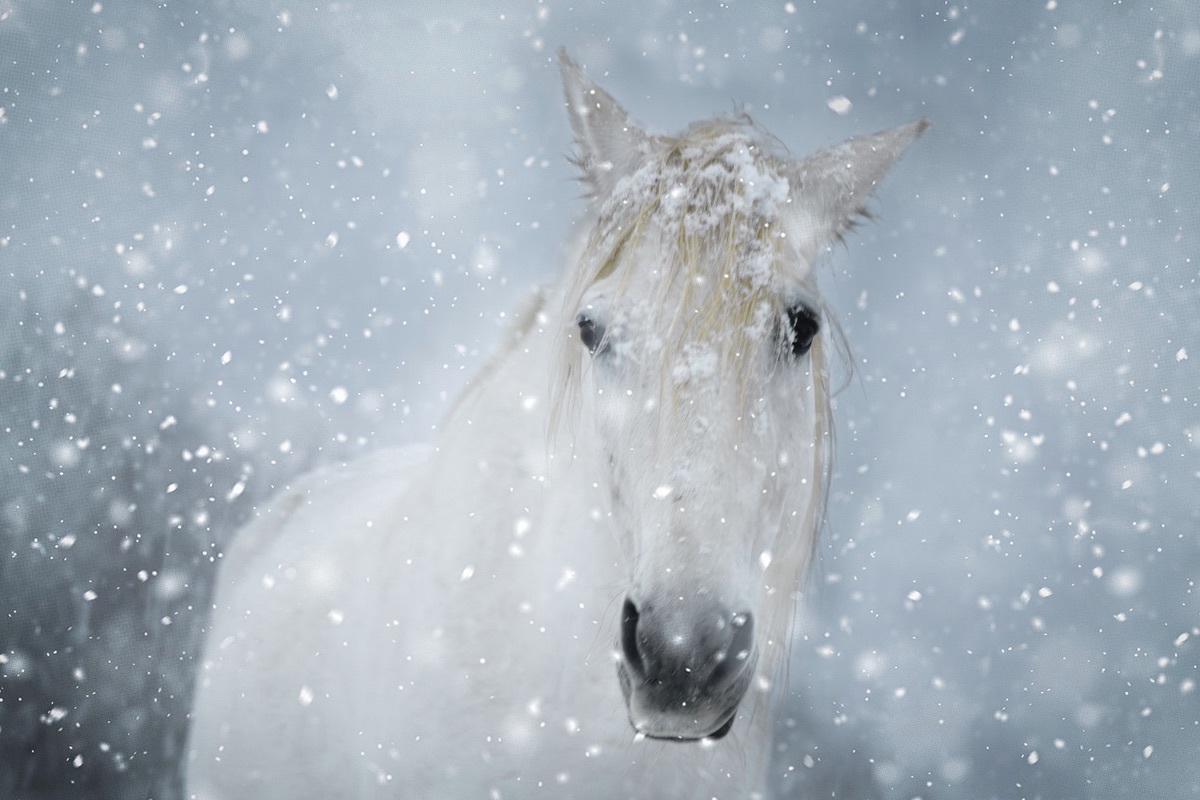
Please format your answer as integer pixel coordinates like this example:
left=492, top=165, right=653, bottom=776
left=558, top=49, right=651, bottom=200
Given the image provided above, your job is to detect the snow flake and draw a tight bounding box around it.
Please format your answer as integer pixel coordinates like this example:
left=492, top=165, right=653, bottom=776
left=555, top=568, right=576, bottom=591
left=826, top=96, right=852, bottom=115
left=1108, top=566, right=1143, bottom=598
left=42, top=706, right=68, bottom=724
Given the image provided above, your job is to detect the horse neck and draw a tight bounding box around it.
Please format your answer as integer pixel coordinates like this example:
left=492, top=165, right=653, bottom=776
left=438, top=286, right=552, bottom=432
left=428, top=284, right=624, bottom=601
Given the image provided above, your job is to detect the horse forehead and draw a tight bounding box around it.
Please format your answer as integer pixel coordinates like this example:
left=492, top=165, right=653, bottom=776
left=653, top=131, right=790, bottom=212
left=668, top=124, right=784, bottom=173
left=635, top=133, right=802, bottom=275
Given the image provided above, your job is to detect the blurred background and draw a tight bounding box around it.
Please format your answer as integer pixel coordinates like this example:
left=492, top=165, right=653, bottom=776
left=1, top=1, right=1197, bottom=797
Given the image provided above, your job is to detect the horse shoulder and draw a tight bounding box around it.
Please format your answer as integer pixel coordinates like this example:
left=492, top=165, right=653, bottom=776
left=189, top=446, right=432, bottom=791
left=212, top=445, right=431, bottom=601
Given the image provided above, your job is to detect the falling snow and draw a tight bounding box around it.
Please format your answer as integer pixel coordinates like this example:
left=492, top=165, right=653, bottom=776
left=2, top=2, right=1198, bottom=799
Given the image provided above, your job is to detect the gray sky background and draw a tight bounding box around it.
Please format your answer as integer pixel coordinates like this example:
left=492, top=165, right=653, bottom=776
left=2, top=2, right=1197, bottom=796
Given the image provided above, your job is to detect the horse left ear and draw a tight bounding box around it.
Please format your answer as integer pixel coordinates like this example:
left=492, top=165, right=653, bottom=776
left=789, top=119, right=929, bottom=254
left=558, top=48, right=652, bottom=200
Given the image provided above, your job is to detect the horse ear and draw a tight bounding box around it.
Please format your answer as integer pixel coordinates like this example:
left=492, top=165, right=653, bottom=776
left=558, top=49, right=651, bottom=199
left=788, top=119, right=929, bottom=254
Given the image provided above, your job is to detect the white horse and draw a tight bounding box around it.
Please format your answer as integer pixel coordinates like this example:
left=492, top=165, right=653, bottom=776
left=186, top=51, right=925, bottom=799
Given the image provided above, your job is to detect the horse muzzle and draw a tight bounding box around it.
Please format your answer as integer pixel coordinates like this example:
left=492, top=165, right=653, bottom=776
left=616, top=596, right=757, bottom=740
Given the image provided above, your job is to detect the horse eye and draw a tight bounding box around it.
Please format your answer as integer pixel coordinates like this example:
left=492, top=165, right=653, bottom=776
left=785, top=305, right=820, bottom=357
left=576, top=314, right=606, bottom=354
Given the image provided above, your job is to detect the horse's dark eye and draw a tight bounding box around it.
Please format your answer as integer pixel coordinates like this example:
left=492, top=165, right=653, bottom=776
left=786, top=305, right=820, bottom=357
left=576, top=314, right=605, bottom=354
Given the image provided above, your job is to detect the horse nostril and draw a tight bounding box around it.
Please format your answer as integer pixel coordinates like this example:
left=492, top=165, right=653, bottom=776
left=728, top=610, right=754, bottom=664
left=710, top=610, right=755, bottom=687
left=620, top=598, right=647, bottom=680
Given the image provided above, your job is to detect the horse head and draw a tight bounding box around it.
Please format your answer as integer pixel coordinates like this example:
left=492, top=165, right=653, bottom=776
left=554, top=50, right=925, bottom=741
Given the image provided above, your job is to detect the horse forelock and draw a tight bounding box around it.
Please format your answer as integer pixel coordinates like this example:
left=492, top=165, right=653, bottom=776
left=551, top=115, right=830, bottom=430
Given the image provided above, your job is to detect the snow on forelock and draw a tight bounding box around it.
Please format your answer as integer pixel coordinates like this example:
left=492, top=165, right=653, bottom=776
left=671, top=341, right=719, bottom=385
